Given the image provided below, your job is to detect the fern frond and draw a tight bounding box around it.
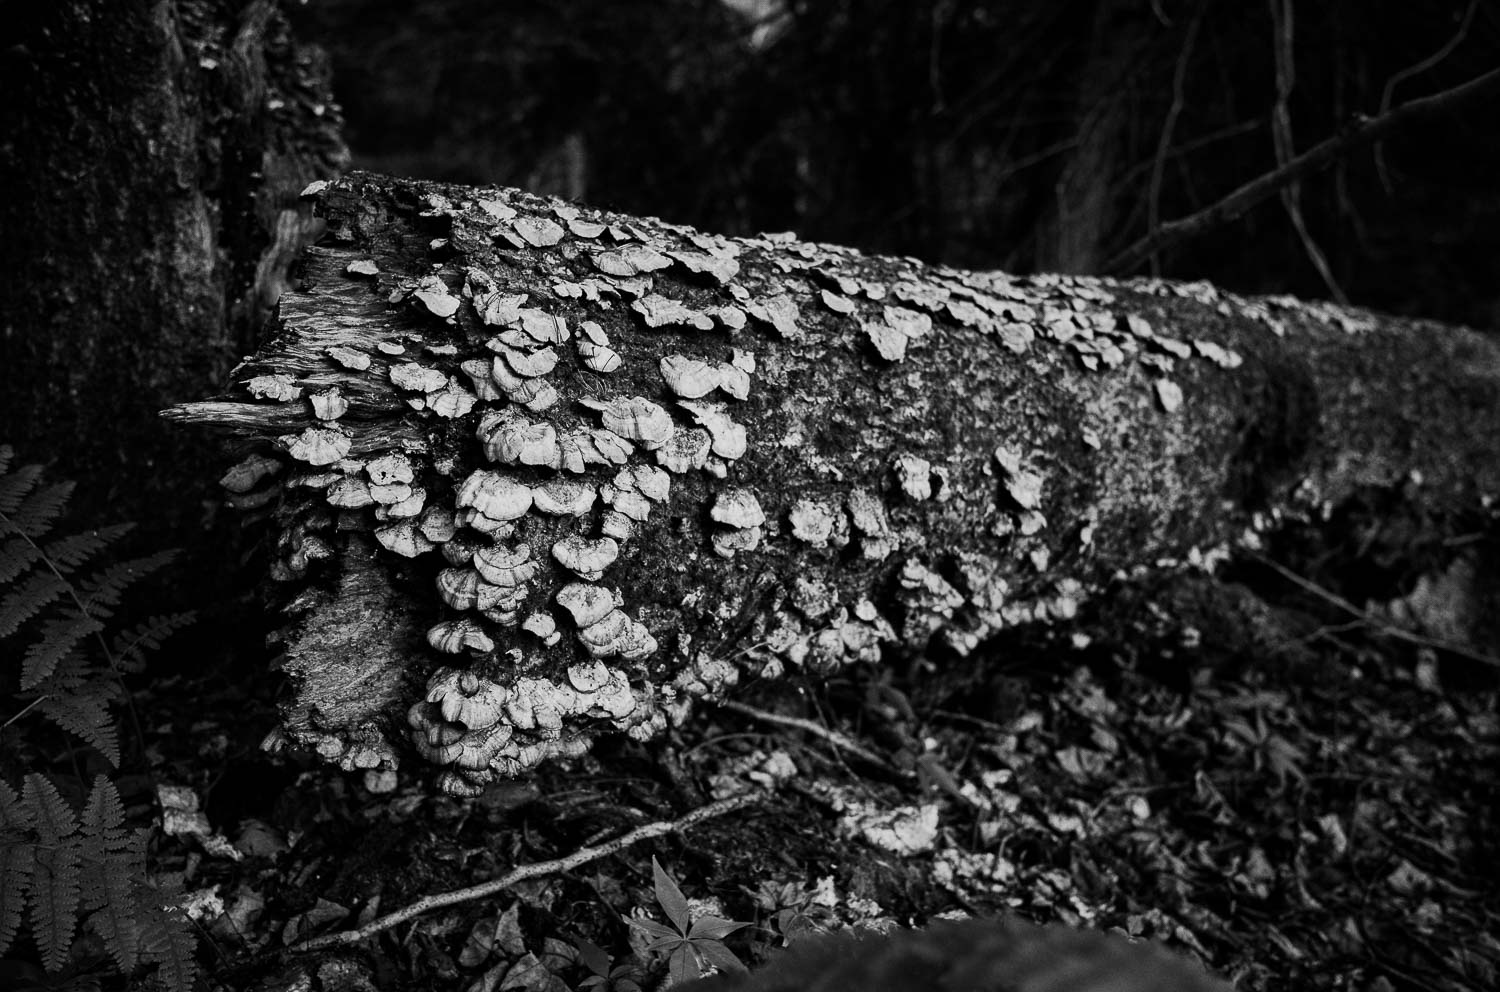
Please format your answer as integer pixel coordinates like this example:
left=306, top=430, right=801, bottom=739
left=0, top=536, right=39, bottom=586
left=111, top=612, right=196, bottom=674
left=22, top=649, right=122, bottom=765
left=22, top=612, right=106, bottom=690
left=43, top=524, right=134, bottom=574
left=0, top=445, right=13, bottom=476
left=76, top=551, right=178, bottom=617
left=36, top=683, right=121, bottom=766
left=0, top=779, right=34, bottom=958
left=0, top=777, right=28, bottom=828
left=0, top=569, right=68, bottom=638
left=78, top=778, right=139, bottom=972
left=0, top=461, right=43, bottom=515
left=78, top=777, right=126, bottom=846
left=0, top=834, right=34, bottom=959
left=1, top=480, right=75, bottom=540
left=22, top=775, right=82, bottom=971
left=136, top=897, right=198, bottom=992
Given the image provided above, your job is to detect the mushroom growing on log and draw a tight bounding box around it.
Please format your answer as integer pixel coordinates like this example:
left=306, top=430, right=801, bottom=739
left=165, top=172, right=1500, bottom=795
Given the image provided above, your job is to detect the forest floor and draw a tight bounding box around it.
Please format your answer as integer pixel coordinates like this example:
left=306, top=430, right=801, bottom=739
left=133, top=530, right=1500, bottom=992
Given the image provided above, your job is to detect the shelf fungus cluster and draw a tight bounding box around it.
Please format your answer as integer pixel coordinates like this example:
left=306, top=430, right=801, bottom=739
left=172, top=172, right=1320, bottom=795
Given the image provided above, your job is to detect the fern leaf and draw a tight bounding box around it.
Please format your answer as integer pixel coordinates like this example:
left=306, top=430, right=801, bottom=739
left=22, top=612, right=105, bottom=690
left=2, top=480, right=75, bottom=540
left=22, top=775, right=81, bottom=971
left=76, top=551, right=177, bottom=617
left=0, top=444, right=13, bottom=476
left=0, top=779, right=35, bottom=958
left=0, top=569, right=68, bottom=638
left=78, top=778, right=139, bottom=972
left=37, top=684, right=121, bottom=766
left=0, top=779, right=28, bottom=829
left=43, top=524, right=133, bottom=574
left=111, top=612, right=196, bottom=674
left=24, top=645, right=123, bottom=763
left=0, top=536, right=40, bottom=586
left=136, top=895, right=199, bottom=992
left=78, top=777, right=126, bottom=838
left=0, top=461, right=43, bottom=516
left=0, top=833, right=35, bottom=959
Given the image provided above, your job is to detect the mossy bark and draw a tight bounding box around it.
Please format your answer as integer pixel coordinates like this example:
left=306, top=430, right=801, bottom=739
left=167, top=171, right=1500, bottom=793
left=0, top=0, right=345, bottom=538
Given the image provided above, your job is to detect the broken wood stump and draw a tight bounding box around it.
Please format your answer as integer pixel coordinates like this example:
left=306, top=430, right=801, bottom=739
left=165, top=171, right=1500, bottom=795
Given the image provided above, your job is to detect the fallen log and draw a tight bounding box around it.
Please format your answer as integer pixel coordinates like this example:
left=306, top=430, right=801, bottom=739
left=165, top=171, right=1500, bottom=795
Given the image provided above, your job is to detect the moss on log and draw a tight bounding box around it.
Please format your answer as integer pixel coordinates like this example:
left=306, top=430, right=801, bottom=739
left=166, top=171, right=1500, bottom=794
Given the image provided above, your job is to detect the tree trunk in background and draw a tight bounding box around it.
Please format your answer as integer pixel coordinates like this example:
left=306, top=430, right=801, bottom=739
left=1036, top=0, right=1142, bottom=274
left=167, top=172, right=1500, bottom=795
left=0, top=0, right=345, bottom=539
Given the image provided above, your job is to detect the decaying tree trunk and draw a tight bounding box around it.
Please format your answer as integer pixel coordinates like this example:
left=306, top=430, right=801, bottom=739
left=166, top=171, right=1500, bottom=795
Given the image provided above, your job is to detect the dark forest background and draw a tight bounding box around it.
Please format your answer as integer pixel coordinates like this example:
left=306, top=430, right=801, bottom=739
left=294, top=0, right=1500, bottom=331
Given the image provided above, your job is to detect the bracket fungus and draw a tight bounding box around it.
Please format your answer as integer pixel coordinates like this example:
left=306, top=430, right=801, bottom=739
left=512, top=215, right=566, bottom=247
left=894, top=454, right=934, bottom=501
left=531, top=478, right=598, bottom=517
left=426, top=617, right=496, bottom=655
left=280, top=426, right=350, bottom=466
left=551, top=535, right=620, bottom=581
left=455, top=470, right=532, bottom=531
left=789, top=498, right=836, bottom=546
left=655, top=427, right=713, bottom=474
left=247, top=373, right=301, bottom=402
left=220, top=453, right=282, bottom=494
left=555, top=581, right=620, bottom=629
left=376, top=520, right=436, bottom=558
left=580, top=396, right=673, bottom=448
left=473, top=542, right=538, bottom=588
left=478, top=409, right=561, bottom=467
left=390, top=362, right=448, bottom=393
left=660, top=354, right=721, bottom=399
left=710, top=488, right=766, bottom=558
left=678, top=401, right=747, bottom=461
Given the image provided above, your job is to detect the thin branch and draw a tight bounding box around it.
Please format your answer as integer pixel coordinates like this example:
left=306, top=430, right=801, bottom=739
left=287, top=792, right=763, bottom=954
left=1267, top=0, right=1346, bottom=303
left=1253, top=555, right=1500, bottom=670
left=718, top=699, right=909, bottom=778
left=1146, top=2, right=1203, bottom=276
left=1105, top=65, right=1500, bottom=275
left=2, top=695, right=47, bottom=730
left=1376, top=0, right=1479, bottom=191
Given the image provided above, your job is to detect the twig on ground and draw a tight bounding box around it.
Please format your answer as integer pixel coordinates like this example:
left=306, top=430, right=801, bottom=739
left=718, top=699, right=910, bottom=778
left=1253, top=554, right=1500, bottom=670
left=286, top=792, right=763, bottom=954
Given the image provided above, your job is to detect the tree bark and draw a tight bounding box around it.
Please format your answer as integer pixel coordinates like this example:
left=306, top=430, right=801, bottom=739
left=167, top=171, right=1500, bottom=795
left=0, top=0, right=346, bottom=536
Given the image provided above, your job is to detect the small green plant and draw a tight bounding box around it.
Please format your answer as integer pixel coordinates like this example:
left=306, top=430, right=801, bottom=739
left=629, top=856, right=750, bottom=985
left=1218, top=690, right=1306, bottom=786
left=572, top=935, right=644, bottom=992
left=0, top=445, right=197, bottom=989
left=749, top=879, right=837, bottom=947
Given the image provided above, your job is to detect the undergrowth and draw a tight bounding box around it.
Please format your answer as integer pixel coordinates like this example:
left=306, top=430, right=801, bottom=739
left=0, top=444, right=198, bottom=990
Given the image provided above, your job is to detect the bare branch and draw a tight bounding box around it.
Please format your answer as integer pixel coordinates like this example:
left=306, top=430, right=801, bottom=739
left=1267, top=0, right=1346, bottom=303
left=1253, top=555, right=1500, bottom=671
left=1146, top=2, right=1204, bottom=276
left=718, top=699, right=909, bottom=777
left=286, top=792, right=763, bottom=954
left=1376, top=0, right=1479, bottom=191
left=1105, top=66, right=1500, bottom=276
